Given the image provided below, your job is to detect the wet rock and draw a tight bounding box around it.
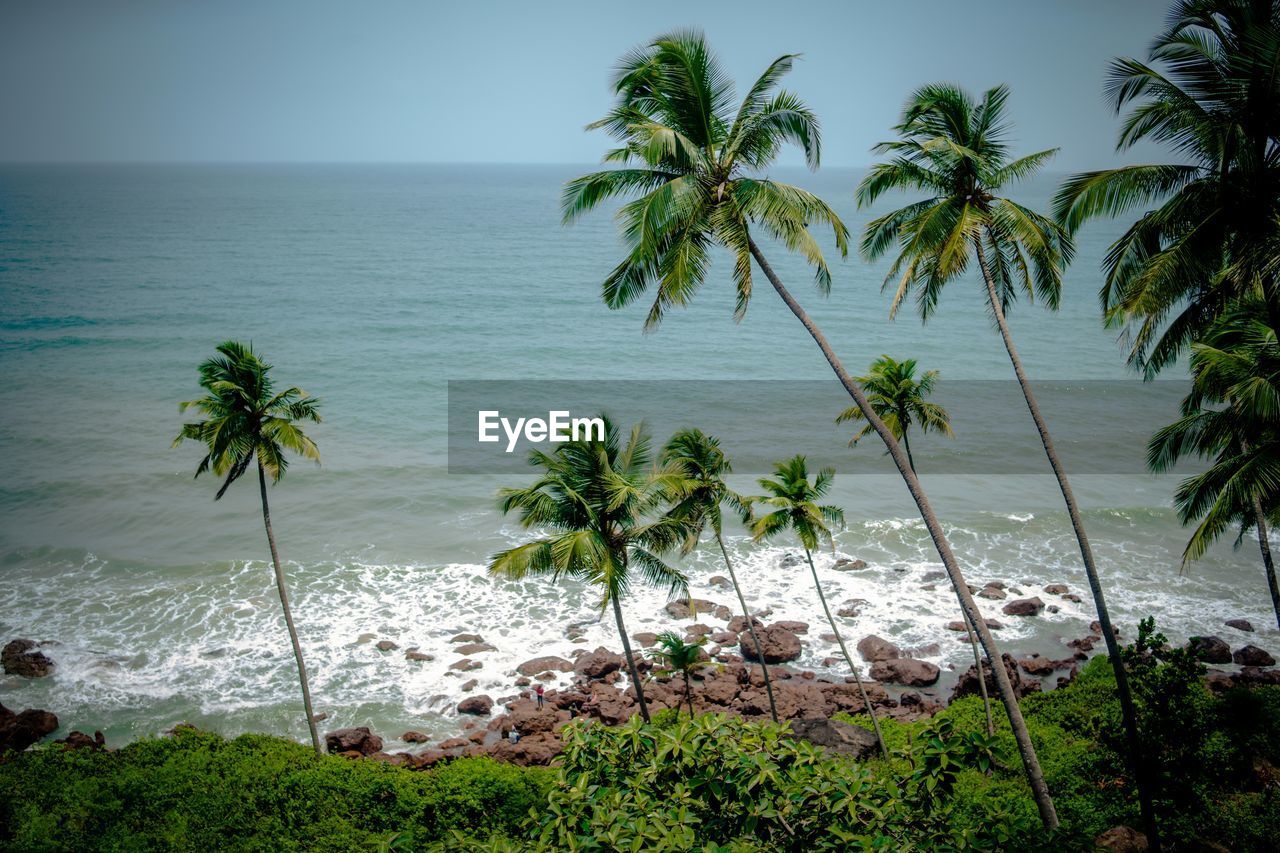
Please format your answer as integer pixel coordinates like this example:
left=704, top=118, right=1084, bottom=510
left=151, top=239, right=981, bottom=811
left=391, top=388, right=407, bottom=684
left=357, top=633, right=378, bottom=644
left=708, top=575, right=733, bottom=591
left=1068, top=637, right=1095, bottom=653
left=728, top=615, right=763, bottom=633
left=324, top=727, right=383, bottom=756
left=402, top=731, right=430, bottom=743
left=449, top=658, right=482, bottom=672
left=1043, top=583, right=1069, bottom=595
left=1094, top=826, right=1148, bottom=852
left=772, top=620, right=809, bottom=634
left=1232, top=645, right=1276, bottom=667
left=575, top=648, right=625, bottom=679
left=1236, top=666, right=1280, bottom=686
left=1018, top=655, right=1057, bottom=676
left=55, top=730, right=106, bottom=750
left=856, top=635, right=900, bottom=662
left=831, top=557, right=868, bottom=571
left=1188, top=635, right=1232, bottom=664
left=455, top=642, right=497, bottom=655
left=375, top=640, right=398, bottom=652
left=1047, top=605, right=1060, bottom=614
left=984, top=580, right=1007, bottom=590
left=907, top=642, right=940, bottom=657
left=740, top=625, right=802, bottom=663
left=921, top=570, right=946, bottom=583
left=460, top=678, right=478, bottom=692
left=1063, top=593, right=1083, bottom=603
left=977, top=585, right=1006, bottom=600
left=450, top=633, right=483, bottom=644
left=1225, top=618, right=1255, bottom=632
left=0, top=703, right=59, bottom=753
left=631, top=632, right=659, bottom=648
left=786, top=718, right=878, bottom=760
left=869, top=658, right=939, bottom=687
left=488, top=732, right=563, bottom=766
left=820, top=680, right=890, bottom=714
left=711, top=631, right=738, bottom=644
left=405, top=650, right=434, bottom=662
left=458, top=695, right=494, bottom=715
left=952, top=653, right=1038, bottom=701
left=516, top=656, right=572, bottom=676
left=664, top=598, right=732, bottom=621
left=1090, top=621, right=1120, bottom=638
left=780, top=553, right=802, bottom=568
left=685, top=624, right=713, bottom=637
left=437, top=736, right=470, bottom=751
left=2, top=639, right=55, bottom=678
left=369, top=751, right=411, bottom=766
left=1002, top=597, right=1045, bottom=617
left=836, top=599, right=867, bottom=618
left=944, top=620, right=968, bottom=632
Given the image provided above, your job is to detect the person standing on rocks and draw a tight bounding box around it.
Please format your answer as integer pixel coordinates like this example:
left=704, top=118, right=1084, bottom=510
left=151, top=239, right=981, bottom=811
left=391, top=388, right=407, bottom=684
left=535, top=684, right=545, bottom=709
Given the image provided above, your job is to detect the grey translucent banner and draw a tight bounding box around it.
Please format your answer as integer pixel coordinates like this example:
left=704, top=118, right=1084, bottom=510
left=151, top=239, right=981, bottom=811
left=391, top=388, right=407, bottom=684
left=446, top=380, right=1190, bottom=475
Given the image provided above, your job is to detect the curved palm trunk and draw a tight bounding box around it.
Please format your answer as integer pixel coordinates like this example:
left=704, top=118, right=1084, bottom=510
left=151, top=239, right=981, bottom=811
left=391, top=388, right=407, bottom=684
left=749, top=238, right=1059, bottom=829
left=716, top=533, right=779, bottom=723
left=804, top=548, right=888, bottom=758
left=684, top=671, right=695, bottom=718
left=257, top=463, right=322, bottom=757
left=611, top=593, right=651, bottom=723
left=1252, top=497, right=1280, bottom=631
left=973, top=235, right=1155, bottom=845
left=902, top=431, right=916, bottom=474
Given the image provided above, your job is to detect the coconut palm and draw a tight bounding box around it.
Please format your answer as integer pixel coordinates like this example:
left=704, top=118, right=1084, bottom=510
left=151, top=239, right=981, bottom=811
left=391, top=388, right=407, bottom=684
left=835, top=357, right=993, bottom=734
left=174, top=340, right=324, bottom=757
left=1054, top=0, right=1280, bottom=377
left=1148, top=301, right=1280, bottom=629
left=490, top=417, right=688, bottom=723
left=564, top=31, right=1058, bottom=827
left=858, top=81, right=1155, bottom=839
left=749, top=456, right=887, bottom=758
left=662, top=428, right=779, bottom=723
left=648, top=631, right=712, bottom=718
left=836, top=355, right=953, bottom=472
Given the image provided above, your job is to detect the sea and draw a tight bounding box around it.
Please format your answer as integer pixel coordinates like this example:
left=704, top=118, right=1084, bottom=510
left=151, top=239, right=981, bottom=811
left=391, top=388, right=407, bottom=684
left=0, top=163, right=1273, bottom=751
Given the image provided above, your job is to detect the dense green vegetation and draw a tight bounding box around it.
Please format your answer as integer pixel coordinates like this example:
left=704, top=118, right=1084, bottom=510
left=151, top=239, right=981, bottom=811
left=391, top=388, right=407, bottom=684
left=4, top=635, right=1277, bottom=851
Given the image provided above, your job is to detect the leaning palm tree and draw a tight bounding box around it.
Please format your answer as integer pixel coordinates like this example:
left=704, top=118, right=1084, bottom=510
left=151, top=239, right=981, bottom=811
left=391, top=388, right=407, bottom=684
left=564, top=31, right=1058, bottom=827
left=648, top=631, right=711, bottom=718
left=662, top=428, right=778, bottom=723
left=858, top=82, right=1154, bottom=841
left=174, top=340, right=324, bottom=757
left=1148, top=301, right=1280, bottom=629
left=749, top=456, right=887, bottom=758
left=836, top=355, right=953, bottom=472
left=836, top=357, right=992, bottom=735
left=1054, top=0, right=1280, bottom=377
left=490, top=417, right=688, bottom=723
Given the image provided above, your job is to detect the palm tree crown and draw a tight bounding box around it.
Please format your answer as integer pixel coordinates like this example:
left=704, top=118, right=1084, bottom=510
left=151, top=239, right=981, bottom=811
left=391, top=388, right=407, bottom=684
left=563, top=30, right=848, bottom=328
left=1054, top=0, right=1280, bottom=376
left=836, top=355, right=952, bottom=470
left=174, top=340, right=321, bottom=497
left=858, top=83, right=1073, bottom=321
left=749, top=456, right=844, bottom=550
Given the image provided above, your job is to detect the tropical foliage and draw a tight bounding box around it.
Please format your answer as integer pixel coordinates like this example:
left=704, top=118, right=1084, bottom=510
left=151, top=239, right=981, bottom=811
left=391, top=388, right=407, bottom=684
left=835, top=355, right=952, bottom=471
left=648, top=630, right=714, bottom=717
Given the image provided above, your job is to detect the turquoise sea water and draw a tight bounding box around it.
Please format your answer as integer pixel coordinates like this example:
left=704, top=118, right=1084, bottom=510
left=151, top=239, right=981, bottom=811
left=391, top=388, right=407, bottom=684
left=0, top=164, right=1273, bottom=748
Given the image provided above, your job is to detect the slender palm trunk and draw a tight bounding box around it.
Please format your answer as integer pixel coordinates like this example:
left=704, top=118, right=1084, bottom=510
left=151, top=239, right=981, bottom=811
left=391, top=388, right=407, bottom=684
left=973, top=235, right=1155, bottom=846
left=716, top=532, right=779, bottom=723
left=803, top=548, right=888, bottom=758
left=749, top=238, right=1059, bottom=829
left=1252, top=497, right=1280, bottom=631
left=902, top=430, right=916, bottom=474
left=684, top=671, right=695, bottom=718
left=611, top=593, right=651, bottom=723
left=257, top=463, right=322, bottom=757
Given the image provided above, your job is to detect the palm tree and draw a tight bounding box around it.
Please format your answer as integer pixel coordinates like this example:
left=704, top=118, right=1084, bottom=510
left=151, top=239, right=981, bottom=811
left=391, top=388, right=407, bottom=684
left=749, top=456, right=887, bottom=758
left=836, top=357, right=992, bottom=735
left=490, top=417, right=688, bottom=723
left=836, top=355, right=953, bottom=472
left=1148, top=301, right=1280, bottom=629
left=564, top=32, right=1058, bottom=828
left=858, top=81, right=1154, bottom=840
left=648, top=631, right=711, bottom=718
left=1054, top=0, right=1280, bottom=377
left=662, top=428, right=779, bottom=723
left=174, top=341, right=324, bottom=757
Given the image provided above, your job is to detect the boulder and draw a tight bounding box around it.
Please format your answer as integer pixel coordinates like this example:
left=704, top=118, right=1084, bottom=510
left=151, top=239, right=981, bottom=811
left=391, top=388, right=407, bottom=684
left=740, top=625, right=802, bottom=664
left=1188, top=635, right=1232, bottom=664
left=728, top=615, right=764, bottom=633
left=405, top=650, right=434, bottom=662
left=711, top=631, right=738, bottom=644
left=516, top=656, right=572, bottom=676
left=324, top=727, right=383, bottom=756
left=1063, top=593, right=1083, bottom=603
left=869, top=658, right=939, bottom=687
left=785, top=718, right=879, bottom=760
left=685, top=624, right=713, bottom=637
left=488, top=732, right=563, bottom=766
left=55, top=730, right=106, bottom=750
left=856, top=635, right=901, bottom=663
left=708, top=575, right=733, bottom=591
left=664, top=598, right=732, bottom=621
left=772, top=620, right=809, bottom=634
left=952, top=653, right=1039, bottom=701
left=1225, top=618, right=1255, bottom=632
left=455, top=642, right=497, bottom=655
left=831, top=558, right=869, bottom=571
left=374, top=640, right=398, bottom=652
left=1094, top=826, right=1148, bottom=852
left=836, top=598, right=868, bottom=618
left=457, top=695, right=494, bottom=715
left=402, top=731, right=430, bottom=743
left=449, top=658, right=482, bottom=672
left=780, top=553, right=802, bottom=568
left=820, top=680, right=890, bottom=714
left=631, top=632, right=659, bottom=648
left=0, top=703, right=59, bottom=753
left=1043, top=583, right=1069, bottom=595
left=2, top=639, right=54, bottom=678
left=1232, top=645, right=1276, bottom=667
left=1002, top=597, right=1045, bottom=617
left=1018, top=655, right=1057, bottom=676
left=575, top=648, right=625, bottom=679
left=450, top=633, right=483, bottom=643
left=976, top=585, right=1006, bottom=600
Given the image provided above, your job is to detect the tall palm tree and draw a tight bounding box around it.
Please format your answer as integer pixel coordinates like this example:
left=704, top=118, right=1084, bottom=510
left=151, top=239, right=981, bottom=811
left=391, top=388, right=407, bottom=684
left=749, top=456, right=887, bottom=758
left=858, top=81, right=1154, bottom=841
left=490, top=417, right=688, bottom=723
left=648, top=631, right=711, bottom=718
left=564, top=31, right=1058, bottom=827
left=1148, top=301, right=1280, bottom=628
left=174, top=341, right=324, bottom=757
left=662, top=428, right=779, bottom=723
left=836, top=355, right=953, bottom=472
left=836, top=357, right=992, bottom=735
left=1054, top=0, right=1280, bottom=377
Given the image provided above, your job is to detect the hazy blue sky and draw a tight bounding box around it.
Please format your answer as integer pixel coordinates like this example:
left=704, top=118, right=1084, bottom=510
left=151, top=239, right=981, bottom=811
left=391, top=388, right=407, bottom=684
left=1, top=0, right=1169, bottom=168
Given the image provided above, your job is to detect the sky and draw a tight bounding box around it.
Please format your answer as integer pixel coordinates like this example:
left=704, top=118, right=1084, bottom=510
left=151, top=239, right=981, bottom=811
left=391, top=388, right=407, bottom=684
left=0, top=0, right=1171, bottom=169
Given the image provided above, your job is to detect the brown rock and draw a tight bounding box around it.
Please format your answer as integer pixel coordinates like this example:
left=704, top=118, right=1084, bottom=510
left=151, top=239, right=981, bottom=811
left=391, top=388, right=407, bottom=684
left=402, top=731, right=430, bottom=743
left=831, top=557, right=869, bottom=571
left=977, top=585, right=1006, bottom=600
left=869, top=658, right=939, bottom=687
left=728, top=615, right=763, bottom=633
left=785, top=718, right=878, bottom=760
left=772, top=620, right=809, bottom=634
left=1018, top=655, right=1057, bottom=676
left=436, top=737, right=469, bottom=751
left=458, top=695, right=494, bottom=715
left=449, top=658, right=482, bottom=671
left=856, top=635, right=901, bottom=663
left=1232, top=645, right=1276, bottom=667
left=405, top=650, right=434, bottom=662
left=631, top=632, right=659, bottom=648
left=2, top=639, right=54, bottom=678
left=455, top=642, right=497, bottom=655
left=740, top=625, right=802, bottom=663
left=450, top=633, right=483, bottom=644
left=1225, top=618, right=1254, bottom=632
left=665, top=598, right=732, bottom=621
left=708, top=575, right=733, bottom=591
left=1094, top=826, right=1148, bottom=852
left=1189, top=635, right=1231, bottom=664
left=1002, top=597, right=1045, bottom=617
left=324, top=727, right=383, bottom=756
left=374, top=640, right=399, bottom=652
left=1043, top=583, right=1069, bottom=595
left=0, top=703, right=59, bottom=753
left=575, top=648, right=625, bottom=679
left=515, top=655, right=572, bottom=676
left=952, top=653, right=1039, bottom=701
